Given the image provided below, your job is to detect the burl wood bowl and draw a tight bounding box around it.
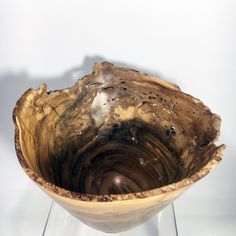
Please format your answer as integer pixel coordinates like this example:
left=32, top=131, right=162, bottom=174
left=13, top=62, right=225, bottom=233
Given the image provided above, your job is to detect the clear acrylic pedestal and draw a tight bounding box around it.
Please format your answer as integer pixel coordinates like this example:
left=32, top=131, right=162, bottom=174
left=43, top=202, right=178, bottom=236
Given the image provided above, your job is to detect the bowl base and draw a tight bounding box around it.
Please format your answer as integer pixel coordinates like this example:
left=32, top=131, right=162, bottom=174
left=43, top=202, right=178, bottom=235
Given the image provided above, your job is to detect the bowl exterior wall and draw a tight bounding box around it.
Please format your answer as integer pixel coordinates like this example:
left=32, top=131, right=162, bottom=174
left=42, top=185, right=189, bottom=233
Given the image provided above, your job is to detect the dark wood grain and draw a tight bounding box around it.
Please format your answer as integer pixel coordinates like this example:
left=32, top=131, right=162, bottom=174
left=14, top=62, right=223, bottom=196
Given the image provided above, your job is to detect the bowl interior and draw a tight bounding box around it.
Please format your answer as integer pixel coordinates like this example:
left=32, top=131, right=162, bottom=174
left=14, top=62, right=222, bottom=196
left=39, top=119, right=184, bottom=195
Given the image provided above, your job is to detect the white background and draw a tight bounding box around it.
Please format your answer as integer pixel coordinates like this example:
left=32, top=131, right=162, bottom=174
left=0, top=0, right=235, bottom=235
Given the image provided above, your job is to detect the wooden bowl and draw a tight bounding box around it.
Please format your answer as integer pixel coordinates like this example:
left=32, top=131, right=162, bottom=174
left=13, top=62, right=225, bottom=233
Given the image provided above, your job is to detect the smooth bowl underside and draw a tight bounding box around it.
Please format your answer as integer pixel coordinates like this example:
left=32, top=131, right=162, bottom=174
left=13, top=62, right=225, bottom=232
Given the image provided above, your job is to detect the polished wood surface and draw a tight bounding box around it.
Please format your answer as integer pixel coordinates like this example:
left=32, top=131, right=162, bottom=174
left=13, top=62, right=225, bottom=232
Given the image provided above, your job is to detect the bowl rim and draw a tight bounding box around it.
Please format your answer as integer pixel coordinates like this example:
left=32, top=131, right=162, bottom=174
left=12, top=62, right=225, bottom=202
left=14, top=121, right=225, bottom=202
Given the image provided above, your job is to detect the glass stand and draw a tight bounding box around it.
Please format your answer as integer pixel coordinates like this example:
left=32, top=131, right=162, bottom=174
left=43, top=202, right=178, bottom=236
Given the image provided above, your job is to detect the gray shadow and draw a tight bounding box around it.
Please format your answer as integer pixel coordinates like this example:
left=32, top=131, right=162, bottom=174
left=0, top=54, right=174, bottom=150
left=0, top=71, right=72, bottom=150
left=0, top=55, right=106, bottom=149
left=106, top=58, right=179, bottom=86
